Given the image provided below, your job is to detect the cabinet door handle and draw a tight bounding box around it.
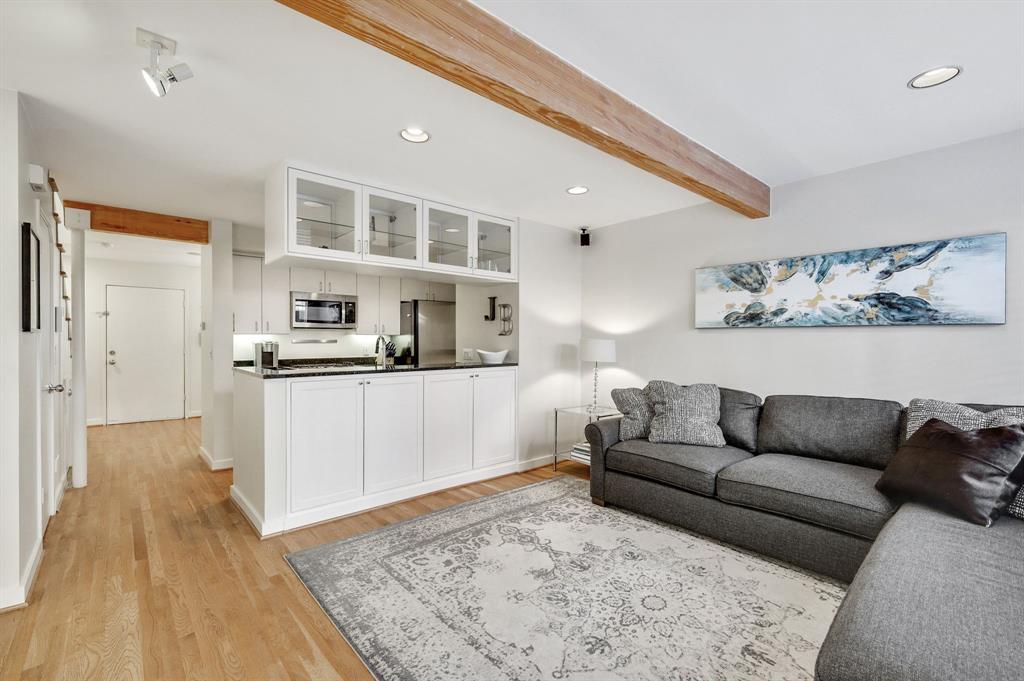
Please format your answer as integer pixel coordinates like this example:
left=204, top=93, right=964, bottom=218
left=327, top=281, right=332, bottom=292
left=364, top=239, right=369, bottom=255
left=374, top=323, right=378, bottom=333
left=264, top=321, right=269, bottom=332
left=381, top=323, right=385, bottom=333
left=254, top=321, right=258, bottom=332
left=356, top=240, right=361, bottom=254
left=233, top=314, right=236, bottom=332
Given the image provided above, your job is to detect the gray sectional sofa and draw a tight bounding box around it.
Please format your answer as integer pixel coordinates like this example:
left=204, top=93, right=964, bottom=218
left=585, top=391, right=1024, bottom=681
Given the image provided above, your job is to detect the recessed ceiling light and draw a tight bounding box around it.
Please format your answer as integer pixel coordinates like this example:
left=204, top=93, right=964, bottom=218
left=566, top=185, right=589, bottom=195
left=444, top=227, right=460, bottom=233
left=400, top=127, right=430, bottom=143
left=907, top=66, right=961, bottom=89
left=302, top=200, right=325, bottom=208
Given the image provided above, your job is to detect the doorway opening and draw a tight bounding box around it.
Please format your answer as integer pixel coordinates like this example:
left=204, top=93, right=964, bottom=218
left=84, top=231, right=203, bottom=427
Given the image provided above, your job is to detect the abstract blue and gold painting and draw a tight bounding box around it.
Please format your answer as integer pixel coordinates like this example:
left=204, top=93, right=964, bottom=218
left=695, top=233, right=1006, bottom=328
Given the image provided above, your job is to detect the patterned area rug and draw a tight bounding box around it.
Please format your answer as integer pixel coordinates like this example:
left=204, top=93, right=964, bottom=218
left=286, top=477, right=845, bottom=681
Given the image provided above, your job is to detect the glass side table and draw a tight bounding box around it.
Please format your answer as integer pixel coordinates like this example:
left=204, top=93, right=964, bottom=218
left=553, top=405, right=621, bottom=471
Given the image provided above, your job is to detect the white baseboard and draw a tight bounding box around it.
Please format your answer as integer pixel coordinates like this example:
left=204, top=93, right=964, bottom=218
left=0, top=537, right=45, bottom=610
left=198, top=446, right=233, bottom=471
left=230, top=485, right=269, bottom=536
left=86, top=417, right=104, bottom=427
left=187, top=409, right=202, bottom=418
left=517, top=454, right=556, bottom=471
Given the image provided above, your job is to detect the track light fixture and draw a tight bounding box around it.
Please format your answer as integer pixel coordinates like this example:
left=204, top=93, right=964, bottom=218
left=137, top=28, right=193, bottom=98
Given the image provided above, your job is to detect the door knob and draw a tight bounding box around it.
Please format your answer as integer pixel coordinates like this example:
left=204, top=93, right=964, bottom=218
left=45, top=384, right=65, bottom=393
left=108, top=359, right=117, bottom=366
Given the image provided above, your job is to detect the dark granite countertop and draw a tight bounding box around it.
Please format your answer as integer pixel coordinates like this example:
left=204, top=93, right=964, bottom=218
left=233, top=361, right=518, bottom=379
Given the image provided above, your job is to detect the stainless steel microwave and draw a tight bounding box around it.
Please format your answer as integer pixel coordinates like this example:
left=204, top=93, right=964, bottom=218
left=291, top=292, right=357, bottom=330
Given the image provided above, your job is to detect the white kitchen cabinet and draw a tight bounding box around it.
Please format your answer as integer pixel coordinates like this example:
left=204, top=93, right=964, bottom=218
left=265, top=164, right=517, bottom=283
left=423, top=372, right=474, bottom=480
left=472, top=369, right=518, bottom=468
left=429, top=281, right=456, bottom=303
left=233, top=255, right=262, bottom=334
left=325, top=270, right=357, bottom=295
left=290, top=266, right=326, bottom=293
left=291, top=267, right=358, bottom=296
left=400, top=277, right=428, bottom=302
left=473, top=214, right=516, bottom=280
left=288, top=378, right=364, bottom=513
left=287, top=169, right=363, bottom=261
left=400, top=279, right=455, bottom=303
left=261, top=263, right=291, bottom=334
left=379, top=277, right=401, bottom=335
left=363, top=186, right=423, bottom=268
left=363, top=375, right=423, bottom=494
left=424, top=202, right=473, bottom=274
left=356, top=275, right=401, bottom=335
left=355, top=275, right=380, bottom=335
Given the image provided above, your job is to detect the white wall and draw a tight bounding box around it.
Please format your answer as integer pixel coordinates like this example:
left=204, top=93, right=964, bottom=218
left=517, top=220, right=582, bottom=464
left=0, top=89, right=46, bottom=608
left=455, top=283, right=518, bottom=362
left=581, top=131, right=1024, bottom=406
left=84, top=258, right=202, bottom=424
left=200, top=219, right=235, bottom=470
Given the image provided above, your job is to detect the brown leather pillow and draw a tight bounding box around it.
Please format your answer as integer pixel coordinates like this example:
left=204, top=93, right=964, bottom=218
left=876, top=418, right=1024, bottom=526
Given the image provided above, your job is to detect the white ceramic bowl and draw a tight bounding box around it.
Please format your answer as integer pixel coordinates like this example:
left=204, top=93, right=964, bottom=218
left=476, top=349, right=508, bottom=365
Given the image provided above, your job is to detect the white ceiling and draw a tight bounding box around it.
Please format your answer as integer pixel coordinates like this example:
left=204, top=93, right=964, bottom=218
left=476, top=0, right=1024, bottom=187
left=84, top=230, right=202, bottom=267
left=3, top=2, right=1021, bottom=237
left=0, top=1, right=705, bottom=232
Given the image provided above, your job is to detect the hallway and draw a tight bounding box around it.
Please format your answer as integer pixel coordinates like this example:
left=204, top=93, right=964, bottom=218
left=0, top=419, right=582, bottom=680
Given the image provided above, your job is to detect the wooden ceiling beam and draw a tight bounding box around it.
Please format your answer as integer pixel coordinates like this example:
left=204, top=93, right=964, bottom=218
left=63, top=200, right=209, bottom=244
left=277, top=0, right=770, bottom=218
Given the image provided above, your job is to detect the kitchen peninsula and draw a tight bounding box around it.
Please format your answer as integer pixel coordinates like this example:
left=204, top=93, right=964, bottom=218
left=231, top=361, right=518, bottom=537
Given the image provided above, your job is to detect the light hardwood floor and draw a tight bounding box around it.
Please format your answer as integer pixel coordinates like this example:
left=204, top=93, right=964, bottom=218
left=0, top=418, right=588, bottom=680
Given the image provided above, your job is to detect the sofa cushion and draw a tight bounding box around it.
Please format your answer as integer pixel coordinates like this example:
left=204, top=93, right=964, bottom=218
left=610, top=386, right=655, bottom=440
left=606, top=439, right=751, bottom=496
left=717, top=453, right=897, bottom=539
left=647, top=382, right=726, bottom=446
left=876, top=419, right=1024, bottom=526
left=816, top=503, right=1024, bottom=681
left=719, top=387, right=762, bottom=451
left=905, top=398, right=1024, bottom=439
left=757, top=394, right=903, bottom=469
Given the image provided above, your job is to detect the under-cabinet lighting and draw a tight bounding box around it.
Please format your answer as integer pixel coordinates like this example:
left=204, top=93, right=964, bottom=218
left=444, top=228, right=460, bottom=233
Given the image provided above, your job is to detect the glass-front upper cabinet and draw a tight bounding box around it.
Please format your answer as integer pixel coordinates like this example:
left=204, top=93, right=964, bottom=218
left=474, top=214, right=515, bottom=279
left=424, top=202, right=472, bottom=273
left=289, top=169, right=362, bottom=261
left=362, top=187, right=422, bottom=267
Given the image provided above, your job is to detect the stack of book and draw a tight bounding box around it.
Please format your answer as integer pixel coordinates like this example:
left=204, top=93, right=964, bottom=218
left=568, top=442, right=592, bottom=465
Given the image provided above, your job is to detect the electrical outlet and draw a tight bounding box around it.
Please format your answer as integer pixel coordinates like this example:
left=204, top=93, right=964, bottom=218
left=463, top=348, right=475, bottom=361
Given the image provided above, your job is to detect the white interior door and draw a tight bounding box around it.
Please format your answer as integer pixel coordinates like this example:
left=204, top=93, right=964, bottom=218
left=106, top=285, right=185, bottom=424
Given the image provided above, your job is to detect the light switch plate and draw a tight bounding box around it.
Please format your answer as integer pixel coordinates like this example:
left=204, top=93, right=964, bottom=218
left=462, top=348, right=475, bottom=361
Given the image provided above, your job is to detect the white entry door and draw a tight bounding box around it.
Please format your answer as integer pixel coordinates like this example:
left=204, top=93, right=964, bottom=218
left=106, top=285, right=185, bottom=424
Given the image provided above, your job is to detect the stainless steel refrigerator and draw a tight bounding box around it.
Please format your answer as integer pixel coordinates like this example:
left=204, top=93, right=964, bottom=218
left=401, top=300, right=456, bottom=365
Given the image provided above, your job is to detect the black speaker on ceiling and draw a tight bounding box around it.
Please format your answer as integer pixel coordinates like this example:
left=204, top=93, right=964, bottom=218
left=579, top=228, right=590, bottom=247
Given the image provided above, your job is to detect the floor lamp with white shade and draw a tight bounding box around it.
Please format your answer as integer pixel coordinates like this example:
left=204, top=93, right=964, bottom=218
left=581, top=338, right=616, bottom=412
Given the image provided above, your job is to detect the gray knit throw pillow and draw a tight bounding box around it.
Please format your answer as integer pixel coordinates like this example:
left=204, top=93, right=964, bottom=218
left=611, top=385, right=655, bottom=441
left=907, top=398, right=1024, bottom=520
left=648, top=381, right=726, bottom=447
